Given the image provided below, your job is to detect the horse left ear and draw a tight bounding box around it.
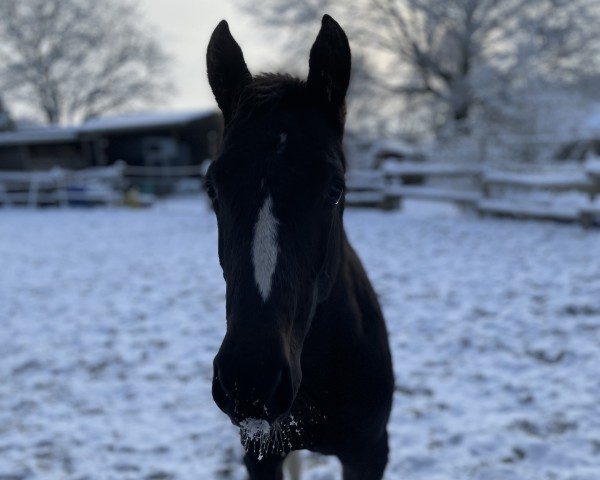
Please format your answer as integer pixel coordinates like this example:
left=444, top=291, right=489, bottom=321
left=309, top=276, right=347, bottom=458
left=207, top=20, right=252, bottom=123
left=307, top=15, right=351, bottom=124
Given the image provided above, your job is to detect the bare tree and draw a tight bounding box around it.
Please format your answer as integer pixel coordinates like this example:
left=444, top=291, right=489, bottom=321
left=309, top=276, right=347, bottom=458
left=238, top=0, right=600, bottom=135
left=0, top=0, right=172, bottom=124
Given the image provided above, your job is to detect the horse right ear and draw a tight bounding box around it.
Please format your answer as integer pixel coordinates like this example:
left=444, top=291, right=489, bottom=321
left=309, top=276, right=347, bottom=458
left=207, top=20, right=252, bottom=123
left=306, top=15, right=351, bottom=128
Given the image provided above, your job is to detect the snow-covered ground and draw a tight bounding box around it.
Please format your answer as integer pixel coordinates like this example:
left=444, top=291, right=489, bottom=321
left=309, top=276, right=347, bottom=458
left=1, top=198, right=600, bottom=480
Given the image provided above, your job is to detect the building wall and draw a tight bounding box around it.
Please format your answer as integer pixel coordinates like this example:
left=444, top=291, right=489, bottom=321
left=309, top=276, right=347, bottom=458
left=0, top=112, right=223, bottom=175
left=28, top=143, right=86, bottom=170
left=0, top=146, right=25, bottom=169
left=0, top=142, right=85, bottom=170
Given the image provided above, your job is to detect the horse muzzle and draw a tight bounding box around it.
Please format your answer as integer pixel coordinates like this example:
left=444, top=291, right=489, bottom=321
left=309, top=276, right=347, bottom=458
left=212, top=343, right=297, bottom=425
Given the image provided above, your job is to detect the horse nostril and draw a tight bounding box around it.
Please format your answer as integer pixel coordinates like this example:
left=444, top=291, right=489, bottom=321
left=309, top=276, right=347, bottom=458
left=270, top=366, right=294, bottom=418
left=212, top=364, right=233, bottom=414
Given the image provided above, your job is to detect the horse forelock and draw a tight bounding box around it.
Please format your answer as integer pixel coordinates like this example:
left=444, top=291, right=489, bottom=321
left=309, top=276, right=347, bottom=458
left=227, top=74, right=304, bottom=124
left=228, top=73, right=346, bottom=136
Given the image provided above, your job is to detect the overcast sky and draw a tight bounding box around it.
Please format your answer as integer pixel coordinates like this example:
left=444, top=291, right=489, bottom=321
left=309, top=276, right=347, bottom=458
left=142, top=0, right=282, bottom=113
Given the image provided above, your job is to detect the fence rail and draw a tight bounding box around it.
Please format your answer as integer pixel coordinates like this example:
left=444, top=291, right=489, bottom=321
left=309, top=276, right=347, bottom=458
left=0, top=161, right=126, bottom=208
left=123, top=164, right=207, bottom=177
left=345, top=159, right=600, bottom=227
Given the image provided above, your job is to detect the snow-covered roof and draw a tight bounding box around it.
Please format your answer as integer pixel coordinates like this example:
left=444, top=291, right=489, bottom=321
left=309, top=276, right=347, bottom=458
left=0, top=126, right=79, bottom=146
left=0, top=110, right=219, bottom=147
left=79, top=109, right=217, bottom=133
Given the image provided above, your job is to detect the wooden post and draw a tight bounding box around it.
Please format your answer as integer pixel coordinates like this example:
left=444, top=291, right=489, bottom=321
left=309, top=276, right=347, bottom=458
left=0, top=183, right=11, bottom=207
left=28, top=173, right=39, bottom=208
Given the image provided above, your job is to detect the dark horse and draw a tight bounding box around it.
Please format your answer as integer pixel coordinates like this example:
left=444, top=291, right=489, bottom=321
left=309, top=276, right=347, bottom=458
left=206, top=15, right=394, bottom=480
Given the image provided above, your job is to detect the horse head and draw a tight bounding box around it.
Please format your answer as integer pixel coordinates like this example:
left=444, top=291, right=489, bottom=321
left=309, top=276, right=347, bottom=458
left=206, top=15, right=351, bottom=426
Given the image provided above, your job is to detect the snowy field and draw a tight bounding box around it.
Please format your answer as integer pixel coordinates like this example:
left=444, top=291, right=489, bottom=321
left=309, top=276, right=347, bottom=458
left=1, top=198, right=600, bottom=480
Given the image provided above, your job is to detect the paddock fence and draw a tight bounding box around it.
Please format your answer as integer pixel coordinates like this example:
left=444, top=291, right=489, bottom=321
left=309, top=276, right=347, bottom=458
left=0, top=161, right=126, bottom=208
left=0, top=160, right=215, bottom=208
left=345, top=158, right=600, bottom=227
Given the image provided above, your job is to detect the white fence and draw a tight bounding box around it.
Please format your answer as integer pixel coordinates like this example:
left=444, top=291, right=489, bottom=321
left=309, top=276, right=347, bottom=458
left=345, top=158, right=600, bottom=227
left=0, top=161, right=126, bottom=208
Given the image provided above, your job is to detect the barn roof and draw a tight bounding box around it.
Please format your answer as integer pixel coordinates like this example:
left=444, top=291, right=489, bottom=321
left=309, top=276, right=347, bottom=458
left=0, top=126, right=79, bottom=146
left=0, top=110, right=219, bottom=147
left=79, top=109, right=216, bottom=134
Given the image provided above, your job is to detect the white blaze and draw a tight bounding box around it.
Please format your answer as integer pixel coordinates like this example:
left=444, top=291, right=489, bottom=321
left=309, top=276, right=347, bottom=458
left=252, top=195, right=279, bottom=301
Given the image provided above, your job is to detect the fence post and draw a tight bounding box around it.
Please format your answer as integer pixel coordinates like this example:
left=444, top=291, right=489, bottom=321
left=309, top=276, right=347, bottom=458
left=53, top=167, right=69, bottom=207
left=28, top=173, right=40, bottom=208
left=0, top=183, right=11, bottom=207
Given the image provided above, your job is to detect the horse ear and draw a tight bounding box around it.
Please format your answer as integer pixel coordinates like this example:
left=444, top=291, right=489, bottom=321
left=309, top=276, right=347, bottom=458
left=207, top=20, right=252, bottom=123
left=306, top=15, right=351, bottom=121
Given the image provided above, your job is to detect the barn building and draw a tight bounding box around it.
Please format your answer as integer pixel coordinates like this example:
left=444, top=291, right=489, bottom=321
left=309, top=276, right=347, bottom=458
left=0, top=110, right=222, bottom=194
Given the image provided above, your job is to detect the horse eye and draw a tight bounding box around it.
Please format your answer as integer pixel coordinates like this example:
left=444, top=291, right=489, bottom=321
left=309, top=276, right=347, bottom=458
left=204, top=178, right=218, bottom=200
left=327, top=181, right=344, bottom=205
